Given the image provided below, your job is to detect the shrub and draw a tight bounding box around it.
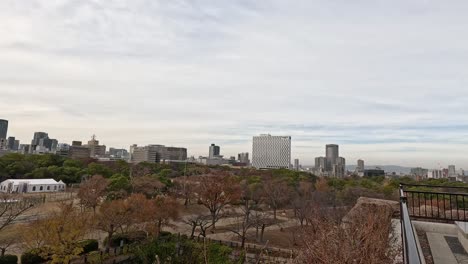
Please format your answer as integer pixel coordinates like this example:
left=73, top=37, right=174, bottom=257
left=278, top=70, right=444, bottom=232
left=0, top=255, right=18, bottom=264
left=104, top=231, right=147, bottom=247
left=21, top=249, right=47, bottom=264
left=79, top=239, right=99, bottom=254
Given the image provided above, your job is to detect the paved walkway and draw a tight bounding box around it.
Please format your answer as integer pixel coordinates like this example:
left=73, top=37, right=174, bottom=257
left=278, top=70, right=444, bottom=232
left=426, top=232, right=468, bottom=264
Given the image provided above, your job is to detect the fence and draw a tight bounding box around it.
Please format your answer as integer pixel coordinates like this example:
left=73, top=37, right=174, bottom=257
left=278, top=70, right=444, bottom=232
left=399, top=185, right=423, bottom=264
left=401, top=183, right=468, bottom=222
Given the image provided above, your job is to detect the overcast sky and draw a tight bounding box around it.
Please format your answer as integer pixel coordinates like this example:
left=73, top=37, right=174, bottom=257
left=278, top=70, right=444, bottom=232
left=1, top=0, right=468, bottom=168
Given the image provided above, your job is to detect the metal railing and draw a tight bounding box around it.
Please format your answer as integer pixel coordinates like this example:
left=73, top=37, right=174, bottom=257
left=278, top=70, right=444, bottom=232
left=401, top=183, right=468, bottom=221
left=399, top=185, right=423, bottom=264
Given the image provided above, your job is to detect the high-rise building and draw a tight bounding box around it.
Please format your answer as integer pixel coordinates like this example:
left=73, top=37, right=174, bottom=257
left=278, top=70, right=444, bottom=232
left=55, top=143, right=70, bottom=157
left=357, top=159, right=365, bottom=172
left=85, top=135, right=106, bottom=157
left=410, top=167, right=428, bottom=178
left=0, top=119, right=8, bottom=139
left=7, top=137, right=15, bottom=150
left=238, top=152, right=250, bottom=165
left=69, top=145, right=91, bottom=159
left=0, top=138, right=7, bottom=150
left=209, top=144, right=221, bottom=158
left=315, top=157, right=326, bottom=170
left=252, top=134, right=291, bottom=169
left=294, top=159, right=300, bottom=171
left=30, top=132, right=53, bottom=153
left=448, top=165, right=457, bottom=177
left=326, top=144, right=339, bottom=171
left=130, top=144, right=187, bottom=163
left=315, top=144, right=345, bottom=177
left=108, top=148, right=129, bottom=159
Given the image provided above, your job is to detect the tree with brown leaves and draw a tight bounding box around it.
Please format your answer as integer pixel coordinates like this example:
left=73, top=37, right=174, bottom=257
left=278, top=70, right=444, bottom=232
left=96, top=199, right=132, bottom=252
left=196, top=175, right=240, bottom=229
left=77, top=175, right=109, bottom=213
left=262, top=177, right=292, bottom=220
left=23, top=202, right=92, bottom=264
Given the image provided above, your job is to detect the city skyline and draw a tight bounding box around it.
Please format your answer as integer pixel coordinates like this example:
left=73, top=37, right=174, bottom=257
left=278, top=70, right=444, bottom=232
left=2, top=117, right=468, bottom=169
left=2, top=1, right=468, bottom=167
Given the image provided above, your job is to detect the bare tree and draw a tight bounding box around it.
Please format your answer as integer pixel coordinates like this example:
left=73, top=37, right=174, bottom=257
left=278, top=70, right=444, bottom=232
left=77, top=175, right=109, bottom=213
left=183, top=213, right=214, bottom=238
left=262, top=177, right=291, bottom=220
left=196, top=175, right=240, bottom=229
left=172, top=176, right=195, bottom=207
left=132, top=176, right=165, bottom=198
left=0, top=194, right=35, bottom=233
left=295, top=205, right=399, bottom=264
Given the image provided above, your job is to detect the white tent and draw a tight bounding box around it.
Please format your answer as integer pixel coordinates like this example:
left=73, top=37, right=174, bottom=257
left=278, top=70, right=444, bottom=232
left=0, top=179, right=66, bottom=193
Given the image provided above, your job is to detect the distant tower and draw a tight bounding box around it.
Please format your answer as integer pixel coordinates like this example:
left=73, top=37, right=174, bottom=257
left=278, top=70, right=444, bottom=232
left=209, top=144, right=220, bottom=158
left=294, top=159, right=300, bottom=171
left=357, top=159, right=365, bottom=171
left=0, top=119, right=8, bottom=139
left=326, top=144, right=339, bottom=171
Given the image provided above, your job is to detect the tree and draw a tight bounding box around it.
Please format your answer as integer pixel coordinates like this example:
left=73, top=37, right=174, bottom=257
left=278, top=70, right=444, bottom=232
left=151, top=196, right=180, bottom=234
left=226, top=180, right=264, bottom=247
left=0, top=226, right=20, bottom=256
left=22, top=203, right=92, bottom=264
left=172, top=176, right=196, bottom=206
left=132, top=176, right=164, bottom=198
left=196, top=176, right=240, bottom=229
left=0, top=194, right=35, bottom=234
left=77, top=175, right=109, bottom=213
left=96, top=199, right=132, bottom=252
left=183, top=212, right=214, bottom=238
left=262, top=177, right=291, bottom=220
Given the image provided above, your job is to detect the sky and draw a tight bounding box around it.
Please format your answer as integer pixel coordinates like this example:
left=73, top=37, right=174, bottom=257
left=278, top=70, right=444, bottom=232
left=1, top=0, right=468, bottom=168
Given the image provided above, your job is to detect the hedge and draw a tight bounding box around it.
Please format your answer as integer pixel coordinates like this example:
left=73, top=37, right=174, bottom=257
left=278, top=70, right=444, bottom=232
left=0, top=255, right=18, bottom=264
left=20, top=249, right=47, bottom=264
left=78, top=239, right=99, bottom=254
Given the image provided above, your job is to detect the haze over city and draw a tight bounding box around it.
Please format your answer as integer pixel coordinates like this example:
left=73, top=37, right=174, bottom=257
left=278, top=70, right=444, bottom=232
left=1, top=0, right=468, bottom=167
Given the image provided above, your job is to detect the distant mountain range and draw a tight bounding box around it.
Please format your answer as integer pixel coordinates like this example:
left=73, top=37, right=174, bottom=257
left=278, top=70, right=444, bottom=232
left=346, top=165, right=412, bottom=174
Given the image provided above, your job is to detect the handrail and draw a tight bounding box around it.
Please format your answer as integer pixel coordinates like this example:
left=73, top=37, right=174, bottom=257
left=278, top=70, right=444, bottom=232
left=400, top=185, right=423, bottom=264
left=400, top=183, right=468, bottom=190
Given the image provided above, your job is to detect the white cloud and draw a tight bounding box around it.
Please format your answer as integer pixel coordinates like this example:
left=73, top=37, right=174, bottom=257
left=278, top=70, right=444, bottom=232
left=1, top=0, right=468, bottom=168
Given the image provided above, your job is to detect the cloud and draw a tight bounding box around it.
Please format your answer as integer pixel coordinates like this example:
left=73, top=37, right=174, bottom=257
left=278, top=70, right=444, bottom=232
left=1, top=0, right=468, bottom=168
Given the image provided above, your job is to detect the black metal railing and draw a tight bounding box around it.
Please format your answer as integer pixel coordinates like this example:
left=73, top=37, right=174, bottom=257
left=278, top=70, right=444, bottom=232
left=399, top=185, right=423, bottom=264
left=401, top=183, right=468, bottom=221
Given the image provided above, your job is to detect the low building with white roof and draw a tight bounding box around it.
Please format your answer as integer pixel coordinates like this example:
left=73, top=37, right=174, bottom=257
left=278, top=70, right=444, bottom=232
left=0, top=179, right=66, bottom=193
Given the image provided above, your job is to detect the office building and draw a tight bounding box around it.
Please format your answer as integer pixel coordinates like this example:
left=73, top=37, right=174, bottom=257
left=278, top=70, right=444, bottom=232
left=326, top=144, right=339, bottom=171
left=0, top=138, right=6, bottom=150
left=294, top=159, right=300, bottom=171
left=252, top=134, right=291, bottom=169
left=410, top=167, right=428, bottom=178
left=29, top=132, right=57, bottom=153
left=0, top=119, right=8, bottom=139
left=238, top=152, right=250, bottom=165
left=357, top=159, right=365, bottom=172
left=315, top=157, right=327, bottom=171
left=209, top=144, right=221, bottom=158
left=130, top=144, right=187, bottom=164
left=364, top=169, right=385, bottom=177
left=6, top=137, right=18, bottom=150
left=448, top=165, right=457, bottom=177
left=85, top=135, right=106, bottom=157
left=108, top=148, right=129, bottom=159
left=428, top=170, right=443, bottom=179
left=315, top=144, right=346, bottom=177
left=55, top=143, right=70, bottom=157
left=69, top=145, right=91, bottom=159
